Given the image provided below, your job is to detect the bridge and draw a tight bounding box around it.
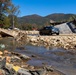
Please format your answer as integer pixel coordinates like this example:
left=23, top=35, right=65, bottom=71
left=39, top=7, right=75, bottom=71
left=0, top=28, right=27, bottom=41
left=55, top=22, right=76, bottom=34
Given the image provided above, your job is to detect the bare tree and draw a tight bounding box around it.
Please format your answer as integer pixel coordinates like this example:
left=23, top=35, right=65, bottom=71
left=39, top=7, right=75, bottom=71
left=8, top=4, right=20, bottom=29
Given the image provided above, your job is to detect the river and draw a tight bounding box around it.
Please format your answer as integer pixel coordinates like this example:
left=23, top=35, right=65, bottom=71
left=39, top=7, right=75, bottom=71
left=0, top=38, right=76, bottom=75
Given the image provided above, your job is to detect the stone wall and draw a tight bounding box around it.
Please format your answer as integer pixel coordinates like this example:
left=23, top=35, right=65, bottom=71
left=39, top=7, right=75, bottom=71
left=27, top=34, right=76, bottom=50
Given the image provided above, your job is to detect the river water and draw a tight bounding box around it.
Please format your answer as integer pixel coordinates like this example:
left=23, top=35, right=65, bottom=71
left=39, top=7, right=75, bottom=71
left=0, top=38, right=76, bottom=75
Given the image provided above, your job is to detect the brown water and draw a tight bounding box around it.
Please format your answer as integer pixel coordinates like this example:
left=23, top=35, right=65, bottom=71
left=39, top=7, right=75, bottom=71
left=0, top=38, right=76, bottom=75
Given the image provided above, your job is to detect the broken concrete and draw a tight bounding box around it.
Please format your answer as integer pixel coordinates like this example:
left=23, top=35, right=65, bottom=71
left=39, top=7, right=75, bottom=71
left=55, top=23, right=73, bottom=34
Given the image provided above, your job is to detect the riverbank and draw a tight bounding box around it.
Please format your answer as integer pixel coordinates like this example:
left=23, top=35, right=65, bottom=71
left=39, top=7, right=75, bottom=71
left=0, top=30, right=76, bottom=75
left=0, top=29, right=76, bottom=50
left=27, top=34, right=76, bottom=50
left=0, top=50, right=65, bottom=75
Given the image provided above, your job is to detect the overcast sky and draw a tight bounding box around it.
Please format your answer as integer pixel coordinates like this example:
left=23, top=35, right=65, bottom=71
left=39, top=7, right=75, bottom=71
left=12, top=0, right=76, bottom=17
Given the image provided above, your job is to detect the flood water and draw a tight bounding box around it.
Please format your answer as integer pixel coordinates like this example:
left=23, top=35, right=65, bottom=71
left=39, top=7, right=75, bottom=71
left=0, top=38, right=76, bottom=75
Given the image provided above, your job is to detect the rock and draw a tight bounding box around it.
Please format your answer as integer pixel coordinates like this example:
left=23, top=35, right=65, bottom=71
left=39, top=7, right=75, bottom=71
left=27, top=34, right=76, bottom=50
left=28, top=65, right=34, bottom=69
left=0, top=69, right=5, bottom=75
left=44, top=65, right=54, bottom=72
left=0, top=51, right=3, bottom=56
left=18, top=68, right=31, bottom=75
left=29, top=69, right=46, bottom=75
left=11, top=56, right=21, bottom=63
left=6, top=63, right=13, bottom=70
left=30, top=38, right=37, bottom=43
left=6, top=56, right=11, bottom=63
left=11, top=52, right=30, bottom=60
left=0, top=44, right=5, bottom=49
left=31, top=55, right=37, bottom=57
left=20, top=54, right=30, bottom=60
left=0, top=56, right=65, bottom=75
left=21, top=64, right=29, bottom=68
left=0, top=58, right=6, bottom=69
left=4, top=50, right=10, bottom=54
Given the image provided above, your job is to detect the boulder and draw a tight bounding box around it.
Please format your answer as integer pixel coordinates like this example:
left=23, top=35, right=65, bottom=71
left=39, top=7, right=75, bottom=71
left=0, top=51, right=3, bottom=56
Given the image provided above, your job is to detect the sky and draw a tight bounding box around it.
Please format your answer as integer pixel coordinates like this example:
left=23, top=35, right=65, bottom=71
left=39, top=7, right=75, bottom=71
left=12, top=0, right=76, bottom=17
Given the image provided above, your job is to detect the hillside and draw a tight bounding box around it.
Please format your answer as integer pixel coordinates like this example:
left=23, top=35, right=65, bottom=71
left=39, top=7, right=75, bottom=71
left=45, top=13, right=76, bottom=21
left=18, top=14, right=49, bottom=26
left=18, top=13, right=76, bottom=26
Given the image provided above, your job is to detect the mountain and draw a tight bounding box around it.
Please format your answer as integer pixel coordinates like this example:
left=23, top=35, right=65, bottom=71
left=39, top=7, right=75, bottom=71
left=18, top=13, right=76, bottom=26
left=45, top=13, right=76, bottom=21
left=18, top=14, right=49, bottom=26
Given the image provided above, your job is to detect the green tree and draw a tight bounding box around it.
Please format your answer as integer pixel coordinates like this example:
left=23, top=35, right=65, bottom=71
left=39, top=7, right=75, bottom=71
left=0, top=0, right=11, bottom=18
left=19, top=23, right=34, bottom=30
left=0, top=0, right=20, bottom=28
left=0, top=0, right=12, bottom=28
left=3, top=16, right=10, bottom=28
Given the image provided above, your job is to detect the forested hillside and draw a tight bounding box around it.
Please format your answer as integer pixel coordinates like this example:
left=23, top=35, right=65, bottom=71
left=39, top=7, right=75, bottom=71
left=45, top=13, right=76, bottom=21
left=18, top=13, right=76, bottom=30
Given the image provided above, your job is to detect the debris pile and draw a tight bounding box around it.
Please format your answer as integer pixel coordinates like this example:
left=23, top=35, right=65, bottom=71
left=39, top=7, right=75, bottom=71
left=0, top=50, right=65, bottom=75
left=27, top=35, right=76, bottom=50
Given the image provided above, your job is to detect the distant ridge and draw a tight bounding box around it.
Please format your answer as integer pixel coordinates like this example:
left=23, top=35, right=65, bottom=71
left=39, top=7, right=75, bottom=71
left=18, top=13, right=76, bottom=26
left=45, top=13, right=76, bottom=21
left=18, top=14, right=49, bottom=26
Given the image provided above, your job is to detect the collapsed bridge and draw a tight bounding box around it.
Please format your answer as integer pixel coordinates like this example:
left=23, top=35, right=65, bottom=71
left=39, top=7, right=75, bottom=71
left=0, top=28, right=27, bottom=41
